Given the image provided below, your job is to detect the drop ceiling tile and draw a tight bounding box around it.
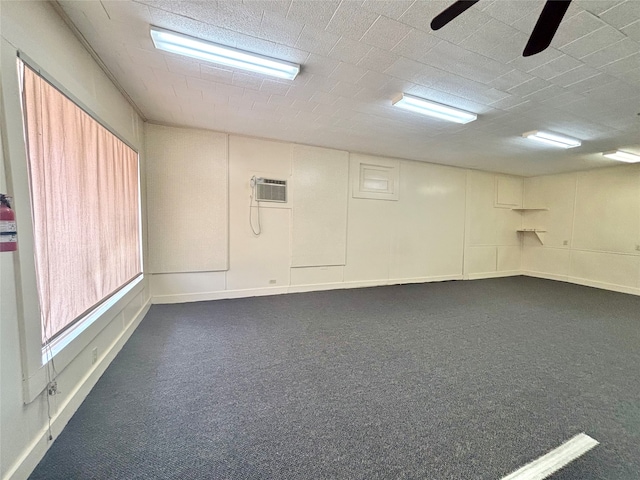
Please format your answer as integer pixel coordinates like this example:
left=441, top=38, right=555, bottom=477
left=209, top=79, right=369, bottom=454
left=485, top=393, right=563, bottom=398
left=548, top=64, right=600, bottom=86
left=507, top=47, right=564, bottom=72
left=489, top=69, right=535, bottom=90
left=163, top=55, right=201, bottom=77
left=143, top=79, right=178, bottom=98
left=510, top=5, right=549, bottom=35
left=507, top=76, right=551, bottom=96
left=458, top=19, right=522, bottom=56
left=560, top=25, right=627, bottom=59
left=286, top=0, right=340, bottom=30
left=575, top=0, right=623, bottom=16
left=550, top=10, right=608, bottom=48
left=361, top=0, right=414, bottom=20
left=580, top=39, right=640, bottom=69
left=125, top=46, right=168, bottom=69
left=584, top=79, right=640, bottom=100
left=358, top=70, right=394, bottom=91
left=215, top=81, right=247, bottom=98
left=421, top=40, right=512, bottom=84
left=150, top=67, right=189, bottom=88
left=490, top=95, right=532, bottom=110
left=326, top=1, right=379, bottom=40
left=302, top=54, right=340, bottom=76
left=231, top=72, right=264, bottom=90
left=329, top=62, right=368, bottom=84
left=391, top=29, right=441, bottom=63
left=200, top=64, right=235, bottom=83
left=430, top=6, right=493, bottom=45
left=356, top=46, right=398, bottom=73
left=267, top=94, right=295, bottom=107
left=397, top=0, right=451, bottom=30
left=241, top=89, right=271, bottom=105
left=172, top=83, right=204, bottom=102
left=481, top=0, right=544, bottom=26
left=520, top=84, right=567, bottom=103
left=360, top=14, right=412, bottom=50
left=527, top=54, right=584, bottom=80
left=330, top=81, right=364, bottom=98
left=259, top=10, right=304, bottom=45
left=208, top=1, right=266, bottom=37
left=255, top=40, right=309, bottom=64
left=309, top=90, right=339, bottom=105
left=102, top=1, right=152, bottom=23
left=567, top=72, right=617, bottom=93
left=252, top=101, right=280, bottom=113
left=384, top=57, right=440, bottom=85
left=186, top=75, right=221, bottom=93
left=613, top=67, right=640, bottom=85
left=301, top=74, right=340, bottom=93
left=242, top=0, right=292, bottom=18
left=621, top=19, right=640, bottom=42
left=328, top=37, right=372, bottom=64
left=600, top=0, right=640, bottom=29
left=536, top=90, right=586, bottom=107
left=294, top=25, right=340, bottom=56
left=313, top=103, right=337, bottom=117
left=430, top=74, right=510, bottom=104
left=259, top=79, right=290, bottom=96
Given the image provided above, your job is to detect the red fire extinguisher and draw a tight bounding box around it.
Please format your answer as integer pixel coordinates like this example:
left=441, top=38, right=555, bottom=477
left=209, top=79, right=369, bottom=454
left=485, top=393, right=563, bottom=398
left=0, top=193, right=17, bottom=252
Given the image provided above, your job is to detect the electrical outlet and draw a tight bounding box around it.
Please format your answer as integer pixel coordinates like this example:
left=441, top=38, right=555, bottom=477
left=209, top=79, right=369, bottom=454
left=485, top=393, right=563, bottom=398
left=91, top=347, right=98, bottom=365
left=563, top=240, right=569, bottom=246
left=636, top=245, right=640, bottom=252
left=47, top=381, right=58, bottom=396
left=269, top=279, right=276, bottom=285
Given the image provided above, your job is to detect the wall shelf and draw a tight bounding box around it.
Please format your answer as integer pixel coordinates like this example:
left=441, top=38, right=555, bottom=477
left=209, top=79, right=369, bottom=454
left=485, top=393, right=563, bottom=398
left=517, top=229, right=546, bottom=244
left=514, top=207, right=548, bottom=244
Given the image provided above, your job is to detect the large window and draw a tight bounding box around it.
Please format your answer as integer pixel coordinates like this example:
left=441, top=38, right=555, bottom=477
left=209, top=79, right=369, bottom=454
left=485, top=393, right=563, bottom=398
left=20, top=62, right=142, bottom=345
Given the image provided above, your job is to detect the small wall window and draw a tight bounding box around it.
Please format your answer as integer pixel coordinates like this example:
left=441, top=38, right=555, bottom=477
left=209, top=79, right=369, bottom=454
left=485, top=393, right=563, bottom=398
left=351, top=154, right=399, bottom=201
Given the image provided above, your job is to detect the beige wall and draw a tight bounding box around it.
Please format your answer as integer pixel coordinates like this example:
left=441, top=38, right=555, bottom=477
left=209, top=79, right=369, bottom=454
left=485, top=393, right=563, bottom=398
left=0, top=3, right=149, bottom=479
left=148, top=126, right=523, bottom=303
left=523, top=164, right=640, bottom=295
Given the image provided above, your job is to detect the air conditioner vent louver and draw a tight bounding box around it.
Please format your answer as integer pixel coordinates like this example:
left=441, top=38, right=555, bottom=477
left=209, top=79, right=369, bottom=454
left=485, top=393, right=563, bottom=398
left=256, top=178, right=287, bottom=203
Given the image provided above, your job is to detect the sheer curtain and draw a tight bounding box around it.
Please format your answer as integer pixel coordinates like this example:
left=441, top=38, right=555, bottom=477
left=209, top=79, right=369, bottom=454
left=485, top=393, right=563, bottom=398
left=22, top=64, right=142, bottom=343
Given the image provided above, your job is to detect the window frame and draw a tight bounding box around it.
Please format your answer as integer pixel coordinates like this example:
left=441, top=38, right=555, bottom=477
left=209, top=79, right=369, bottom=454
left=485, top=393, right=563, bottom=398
left=9, top=51, right=145, bottom=403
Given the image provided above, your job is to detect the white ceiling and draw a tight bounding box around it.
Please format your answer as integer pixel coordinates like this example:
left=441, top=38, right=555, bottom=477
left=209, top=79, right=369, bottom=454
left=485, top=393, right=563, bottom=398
left=57, top=0, right=640, bottom=176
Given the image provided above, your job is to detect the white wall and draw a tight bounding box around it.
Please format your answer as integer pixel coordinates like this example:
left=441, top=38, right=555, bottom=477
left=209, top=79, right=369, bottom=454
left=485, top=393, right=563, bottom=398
left=464, top=172, right=523, bottom=279
left=149, top=127, right=522, bottom=303
left=0, top=3, right=150, bottom=479
left=523, top=164, right=640, bottom=295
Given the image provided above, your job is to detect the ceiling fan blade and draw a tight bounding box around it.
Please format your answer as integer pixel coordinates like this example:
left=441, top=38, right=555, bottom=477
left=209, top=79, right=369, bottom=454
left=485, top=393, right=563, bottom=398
left=431, top=0, right=480, bottom=30
left=523, top=0, right=572, bottom=57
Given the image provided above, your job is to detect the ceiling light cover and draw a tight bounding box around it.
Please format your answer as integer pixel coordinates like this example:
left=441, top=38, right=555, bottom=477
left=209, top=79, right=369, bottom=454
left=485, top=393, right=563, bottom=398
left=392, top=94, right=477, bottom=124
left=150, top=26, right=300, bottom=80
left=603, top=150, right=640, bottom=163
left=522, top=130, right=581, bottom=149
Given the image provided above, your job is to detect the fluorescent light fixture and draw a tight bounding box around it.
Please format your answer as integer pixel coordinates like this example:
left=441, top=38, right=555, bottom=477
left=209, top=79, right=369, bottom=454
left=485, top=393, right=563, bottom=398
left=392, top=93, right=477, bottom=124
left=522, top=130, right=581, bottom=149
left=150, top=26, right=300, bottom=80
left=602, top=150, right=640, bottom=163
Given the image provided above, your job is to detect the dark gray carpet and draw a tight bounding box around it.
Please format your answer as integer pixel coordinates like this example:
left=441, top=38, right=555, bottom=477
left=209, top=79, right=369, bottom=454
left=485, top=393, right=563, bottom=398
left=30, top=277, right=640, bottom=479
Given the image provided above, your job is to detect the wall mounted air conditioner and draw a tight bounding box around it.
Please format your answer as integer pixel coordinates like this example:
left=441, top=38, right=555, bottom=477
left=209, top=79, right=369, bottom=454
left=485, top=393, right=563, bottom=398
left=255, top=178, right=287, bottom=203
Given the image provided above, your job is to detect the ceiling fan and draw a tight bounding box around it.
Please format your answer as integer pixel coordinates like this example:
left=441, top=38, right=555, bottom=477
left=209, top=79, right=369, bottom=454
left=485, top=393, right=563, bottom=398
left=431, top=0, right=572, bottom=57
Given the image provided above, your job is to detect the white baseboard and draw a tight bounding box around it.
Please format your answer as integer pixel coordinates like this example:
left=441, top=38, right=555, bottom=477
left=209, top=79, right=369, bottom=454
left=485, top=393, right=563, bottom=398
left=522, top=270, right=640, bottom=296
left=466, top=270, right=522, bottom=280
left=152, top=274, right=465, bottom=304
left=5, top=298, right=152, bottom=480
